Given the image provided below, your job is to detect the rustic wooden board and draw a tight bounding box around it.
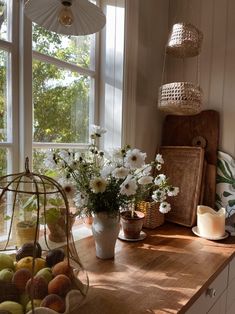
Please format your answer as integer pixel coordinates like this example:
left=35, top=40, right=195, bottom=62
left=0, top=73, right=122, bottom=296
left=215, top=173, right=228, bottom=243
left=162, top=110, right=219, bottom=164
left=159, top=146, right=205, bottom=227
left=161, top=109, right=220, bottom=208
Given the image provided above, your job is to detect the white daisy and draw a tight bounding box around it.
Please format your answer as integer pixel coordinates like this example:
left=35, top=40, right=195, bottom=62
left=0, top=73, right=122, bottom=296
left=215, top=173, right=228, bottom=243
left=44, top=151, right=56, bottom=169
left=90, top=177, right=107, bottom=193
left=58, top=150, right=71, bottom=162
left=120, top=176, right=137, bottom=196
left=167, top=186, right=179, bottom=197
left=159, top=202, right=171, bottom=214
left=156, top=164, right=162, bottom=171
left=155, top=154, right=164, bottom=164
left=101, top=165, right=115, bottom=177
left=138, top=175, right=153, bottom=185
left=154, top=174, right=166, bottom=186
left=62, top=183, right=76, bottom=199
left=112, top=167, right=129, bottom=179
left=143, top=164, right=152, bottom=176
left=73, top=193, right=87, bottom=208
left=90, top=125, right=107, bottom=136
left=152, top=189, right=167, bottom=202
left=124, top=149, right=146, bottom=170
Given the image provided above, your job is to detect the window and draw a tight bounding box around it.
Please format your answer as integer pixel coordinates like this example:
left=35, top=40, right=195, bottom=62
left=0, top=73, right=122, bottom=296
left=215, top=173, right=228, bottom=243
left=0, top=0, right=125, bottom=175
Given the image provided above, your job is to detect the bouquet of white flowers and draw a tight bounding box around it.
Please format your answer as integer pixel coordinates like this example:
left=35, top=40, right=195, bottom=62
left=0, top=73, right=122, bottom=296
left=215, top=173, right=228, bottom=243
left=44, top=125, right=179, bottom=218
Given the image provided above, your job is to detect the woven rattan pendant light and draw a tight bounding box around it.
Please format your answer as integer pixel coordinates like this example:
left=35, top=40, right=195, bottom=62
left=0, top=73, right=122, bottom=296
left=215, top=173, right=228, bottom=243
left=158, top=0, right=203, bottom=116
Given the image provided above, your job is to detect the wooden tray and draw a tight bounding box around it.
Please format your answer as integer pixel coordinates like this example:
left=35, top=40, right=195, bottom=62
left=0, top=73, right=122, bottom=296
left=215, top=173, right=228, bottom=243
left=159, top=146, right=204, bottom=227
left=161, top=110, right=220, bottom=208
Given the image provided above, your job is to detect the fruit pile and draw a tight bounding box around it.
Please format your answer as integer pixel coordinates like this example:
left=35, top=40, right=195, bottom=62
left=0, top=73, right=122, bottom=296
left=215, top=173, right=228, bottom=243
left=0, top=242, right=79, bottom=314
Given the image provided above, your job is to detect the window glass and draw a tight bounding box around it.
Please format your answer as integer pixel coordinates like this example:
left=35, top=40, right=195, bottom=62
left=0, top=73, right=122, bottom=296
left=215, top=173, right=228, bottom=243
left=0, top=49, right=8, bottom=143
left=32, top=24, right=95, bottom=70
left=33, top=59, right=92, bottom=144
left=0, top=0, right=9, bottom=41
left=0, top=148, right=8, bottom=176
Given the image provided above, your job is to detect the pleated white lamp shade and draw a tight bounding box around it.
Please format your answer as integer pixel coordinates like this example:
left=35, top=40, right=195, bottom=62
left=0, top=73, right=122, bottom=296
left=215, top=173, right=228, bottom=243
left=24, top=0, right=106, bottom=36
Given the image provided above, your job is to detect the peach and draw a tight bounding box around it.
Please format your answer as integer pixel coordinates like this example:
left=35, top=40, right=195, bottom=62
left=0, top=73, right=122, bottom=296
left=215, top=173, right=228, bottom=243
left=25, top=276, right=48, bottom=299
left=48, top=274, right=71, bottom=297
left=40, top=294, right=65, bottom=313
left=52, top=260, right=74, bottom=279
left=12, top=268, right=32, bottom=293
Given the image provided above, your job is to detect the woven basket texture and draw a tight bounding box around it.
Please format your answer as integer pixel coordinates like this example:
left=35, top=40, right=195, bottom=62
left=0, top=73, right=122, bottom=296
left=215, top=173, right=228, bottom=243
left=158, top=82, right=202, bottom=116
left=138, top=201, right=164, bottom=229
left=166, top=22, right=203, bottom=58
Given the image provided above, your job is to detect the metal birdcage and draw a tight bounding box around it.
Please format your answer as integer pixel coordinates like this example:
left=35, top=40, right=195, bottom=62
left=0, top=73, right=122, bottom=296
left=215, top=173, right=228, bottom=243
left=0, top=158, right=88, bottom=314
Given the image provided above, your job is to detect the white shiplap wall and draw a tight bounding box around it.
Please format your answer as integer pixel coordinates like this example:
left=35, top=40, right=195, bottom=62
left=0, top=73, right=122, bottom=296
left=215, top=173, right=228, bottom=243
left=167, top=0, right=235, bottom=156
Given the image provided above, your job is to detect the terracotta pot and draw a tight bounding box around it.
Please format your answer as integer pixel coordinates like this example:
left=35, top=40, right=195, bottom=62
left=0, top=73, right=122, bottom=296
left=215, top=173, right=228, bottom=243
left=120, top=210, right=145, bottom=239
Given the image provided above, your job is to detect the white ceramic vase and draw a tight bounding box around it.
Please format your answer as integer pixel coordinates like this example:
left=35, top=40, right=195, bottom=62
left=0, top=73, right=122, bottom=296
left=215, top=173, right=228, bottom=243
left=91, top=212, right=120, bottom=259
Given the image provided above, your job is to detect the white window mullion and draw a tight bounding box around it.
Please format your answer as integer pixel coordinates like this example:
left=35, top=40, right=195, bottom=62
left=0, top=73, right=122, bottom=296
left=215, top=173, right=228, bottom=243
left=19, top=6, right=33, bottom=171
left=32, top=50, right=96, bottom=78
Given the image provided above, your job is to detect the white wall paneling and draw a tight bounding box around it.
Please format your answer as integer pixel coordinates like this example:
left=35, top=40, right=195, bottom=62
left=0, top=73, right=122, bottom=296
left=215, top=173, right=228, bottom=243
left=167, top=0, right=235, bottom=156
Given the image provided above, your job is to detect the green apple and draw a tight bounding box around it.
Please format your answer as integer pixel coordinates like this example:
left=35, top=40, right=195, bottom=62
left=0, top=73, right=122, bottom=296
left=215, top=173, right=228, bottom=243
left=0, top=254, right=14, bottom=271
left=36, top=267, right=53, bottom=284
left=19, top=293, right=30, bottom=310
left=0, top=269, right=14, bottom=283
left=0, top=301, right=24, bottom=314
left=26, top=299, right=42, bottom=313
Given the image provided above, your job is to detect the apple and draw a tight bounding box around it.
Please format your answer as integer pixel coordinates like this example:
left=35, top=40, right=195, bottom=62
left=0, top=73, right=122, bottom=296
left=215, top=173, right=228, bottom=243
left=0, top=301, right=24, bottom=314
left=0, top=269, right=14, bottom=283
left=25, top=299, right=42, bottom=313
left=36, top=267, right=53, bottom=284
left=0, top=254, right=14, bottom=271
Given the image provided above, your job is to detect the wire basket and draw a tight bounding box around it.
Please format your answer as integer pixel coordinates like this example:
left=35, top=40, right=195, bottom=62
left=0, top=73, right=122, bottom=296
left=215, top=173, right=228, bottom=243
left=158, top=82, right=202, bottom=116
left=0, top=158, right=88, bottom=314
left=137, top=201, right=165, bottom=229
left=166, top=22, right=203, bottom=58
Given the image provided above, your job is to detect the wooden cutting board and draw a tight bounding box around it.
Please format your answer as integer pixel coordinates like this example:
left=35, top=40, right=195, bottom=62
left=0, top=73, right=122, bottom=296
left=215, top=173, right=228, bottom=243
left=161, top=110, right=220, bottom=208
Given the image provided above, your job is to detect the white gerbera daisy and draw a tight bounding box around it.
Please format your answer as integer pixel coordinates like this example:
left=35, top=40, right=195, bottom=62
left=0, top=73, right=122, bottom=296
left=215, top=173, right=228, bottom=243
left=120, top=176, right=137, bottom=196
left=155, top=154, right=164, bottom=164
left=167, top=186, right=180, bottom=197
left=124, top=149, right=146, bottom=170
left=90, top=177, right=107, bottom=193
left=138, top=175, right=153, bottom=185
left=154, top=174, right=166, bottom=186
left=112, top=167, right=129, bottom=179
left=159, top=202, right=171, bottom=214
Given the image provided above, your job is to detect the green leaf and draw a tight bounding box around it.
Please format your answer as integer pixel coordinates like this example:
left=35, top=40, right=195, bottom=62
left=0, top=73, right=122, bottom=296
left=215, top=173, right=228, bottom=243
left=223, top=191, right=233, bottom=197
left=217, top=159, right=234, bottom=180
left=228, top=199, right=235, bottom=207
left=216, top=174, right=234, bottom=185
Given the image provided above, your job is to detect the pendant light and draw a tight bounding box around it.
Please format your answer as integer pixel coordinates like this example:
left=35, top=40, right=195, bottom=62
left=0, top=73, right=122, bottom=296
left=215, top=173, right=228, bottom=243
left=24, top=0, right=106, bottom=36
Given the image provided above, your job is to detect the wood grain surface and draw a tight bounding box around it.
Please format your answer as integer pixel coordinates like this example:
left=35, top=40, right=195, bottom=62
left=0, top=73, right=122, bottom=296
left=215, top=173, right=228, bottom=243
left=75, top=223, right=235, bottom=314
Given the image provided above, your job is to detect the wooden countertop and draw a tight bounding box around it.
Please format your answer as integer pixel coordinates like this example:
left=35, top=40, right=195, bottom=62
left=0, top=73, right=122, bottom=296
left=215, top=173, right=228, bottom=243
left=74, top=223, right=235, bottom=314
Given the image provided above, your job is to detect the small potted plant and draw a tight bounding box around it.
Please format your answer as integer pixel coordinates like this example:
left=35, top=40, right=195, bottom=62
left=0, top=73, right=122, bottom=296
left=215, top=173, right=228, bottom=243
left=41, top=195, right=77, bottom=243
left=14, top=195, right=39, bottom=246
